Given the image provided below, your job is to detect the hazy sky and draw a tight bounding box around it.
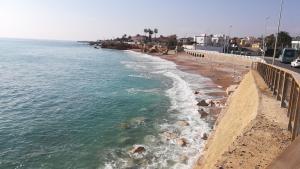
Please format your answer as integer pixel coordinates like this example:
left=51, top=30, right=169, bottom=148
left=0, top=0, right=299, bottom=41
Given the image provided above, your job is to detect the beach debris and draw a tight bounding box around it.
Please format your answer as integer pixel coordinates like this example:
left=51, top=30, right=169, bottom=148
left=177, top=138, right=188, bottom=147
left=197, top=100, right=209, bottom=106
left=202, top=133, right=208, bottom=140
left=198, top=109, right=209, bottom=118
left=226, top=85, right=239, bottom=95
left=176, top=120, right=190, bottom=127
left=129, top=145, right=146, bottom=154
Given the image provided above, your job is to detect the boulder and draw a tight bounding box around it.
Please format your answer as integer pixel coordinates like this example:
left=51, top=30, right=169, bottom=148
left=202, top=133, right=208, bottom=140
left=226, top=85, right=239, bottom=95
left=177, top=138, right=188, bottom=147
left=129, top=145, right=146, bottom=154
left=205, top=99, right=215, bottom=107
left=176, top=120, right=189, bottom=127
left=197, top=100, right=209, bottom=106
left=198, top=109, right=209, bottom=118
left=149, top=46, right=158, bottom=53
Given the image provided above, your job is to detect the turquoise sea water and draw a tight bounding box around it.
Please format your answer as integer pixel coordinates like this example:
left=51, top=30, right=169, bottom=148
left=0, top=39, right=219, bottom=169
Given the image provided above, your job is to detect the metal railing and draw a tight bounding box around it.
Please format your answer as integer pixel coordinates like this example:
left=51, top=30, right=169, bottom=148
left=252, top=62, right=300, bottom=140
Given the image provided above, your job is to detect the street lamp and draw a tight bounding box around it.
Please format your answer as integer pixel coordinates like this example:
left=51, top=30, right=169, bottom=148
left=262, top=16, right=270, bottom=60
left=272, top=0, right=284, bottom=65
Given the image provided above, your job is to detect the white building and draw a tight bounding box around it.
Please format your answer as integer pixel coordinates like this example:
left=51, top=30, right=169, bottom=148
left=292, top=37, right=300, bottom=50
left=211, top=34, right=226, bottom=47
left=194, top=34, right=212, bottom=46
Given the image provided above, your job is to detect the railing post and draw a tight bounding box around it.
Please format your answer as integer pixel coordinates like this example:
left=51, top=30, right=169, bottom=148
left=270, top=68, right=274, bottom=89
left=273, top=70, right=278, bottom=95
left=276, top=71, right=283, bottom=100
left=288, top=80, right=296, bottom=131
left=292, top=88, right=300, bottom=140
left=280, top=72, right=288, bottom=107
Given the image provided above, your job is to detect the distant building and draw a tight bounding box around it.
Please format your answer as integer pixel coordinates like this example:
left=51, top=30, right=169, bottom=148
left=194, top=34, right=212, bottom=46
left=252, top=42, right=262, bottom=49
left=211, top=34, right=226, bottom=47
left=131, top=34, right=147, bottom=44
left=178, top=37, right=194, bottom=45
left=292, top=37, right=300, bottom=50
left=240, top=37, right=261, bottom=48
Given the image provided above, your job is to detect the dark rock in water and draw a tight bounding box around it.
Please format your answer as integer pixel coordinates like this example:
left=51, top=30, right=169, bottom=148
left=177, top=138, right=188, bottom=147
left=198, top=109, right=209, bottom=118
left=202, top=133, right=208, bottom=140
left=129, top=145, right=146, bottom=154
left=194, top=91, right=200, bottom=95
left=197, top=100, right=209, bottom=106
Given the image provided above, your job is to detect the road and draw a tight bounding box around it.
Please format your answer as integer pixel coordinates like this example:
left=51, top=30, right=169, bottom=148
left=264, top=57, right=300, bottom=74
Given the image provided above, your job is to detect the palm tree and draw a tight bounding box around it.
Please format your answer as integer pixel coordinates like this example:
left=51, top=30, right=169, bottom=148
left=154, top=28, right=158, bottom=41
left=144, top=29, right=149, bottom=37
left=148, top=29, right=154, bottom=42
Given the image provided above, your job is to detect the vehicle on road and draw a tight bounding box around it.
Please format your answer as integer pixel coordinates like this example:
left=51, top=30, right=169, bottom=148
left=291, top=58, right=300, bottom=68
left=279, top=48, right=298, bottom=63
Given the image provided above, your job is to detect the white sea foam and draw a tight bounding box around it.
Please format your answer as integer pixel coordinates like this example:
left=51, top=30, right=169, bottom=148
left=104, top=50, right=222, bottom=169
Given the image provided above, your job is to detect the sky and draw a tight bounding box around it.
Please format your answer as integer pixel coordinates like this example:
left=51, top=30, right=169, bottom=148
left=0, top=0, right=299, bottom=41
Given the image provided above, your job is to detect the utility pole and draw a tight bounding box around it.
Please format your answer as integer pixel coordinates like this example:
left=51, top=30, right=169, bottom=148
left=262, top=17, right=270, bottom=60
left=227, top=25, right=232, bottom=54
left=272, top=0, right=284, bottom=65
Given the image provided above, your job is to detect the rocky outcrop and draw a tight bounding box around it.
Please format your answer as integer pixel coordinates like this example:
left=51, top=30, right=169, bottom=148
left=198, top=109, right=209, bottom=118
left=197, top=100, right=209, bottom=106
left=129, top=145, right=146, bottom=154
left=202, top=133, right=208, bottom=140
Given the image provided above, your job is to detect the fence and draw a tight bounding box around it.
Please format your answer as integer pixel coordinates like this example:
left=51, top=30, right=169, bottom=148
left=252, top=62, right=300, bottom=140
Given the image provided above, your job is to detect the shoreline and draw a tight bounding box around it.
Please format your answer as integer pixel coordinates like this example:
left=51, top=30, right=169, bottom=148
left=123, top=49, right=217, bottom=168
left=128, top=49, right=252, bottom=167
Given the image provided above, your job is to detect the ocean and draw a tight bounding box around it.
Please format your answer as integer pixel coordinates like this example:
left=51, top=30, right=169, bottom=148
left=0, top=38, right=219, bottom=169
